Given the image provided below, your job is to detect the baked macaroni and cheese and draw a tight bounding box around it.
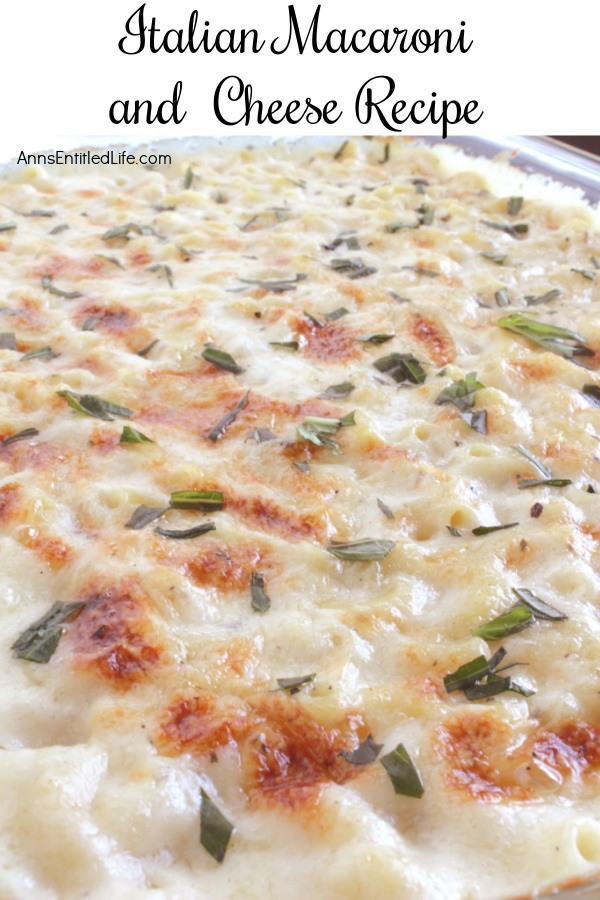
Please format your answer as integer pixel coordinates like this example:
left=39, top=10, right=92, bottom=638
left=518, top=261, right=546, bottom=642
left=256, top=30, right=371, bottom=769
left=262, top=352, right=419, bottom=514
left=0, top=137, right=598, bottom=899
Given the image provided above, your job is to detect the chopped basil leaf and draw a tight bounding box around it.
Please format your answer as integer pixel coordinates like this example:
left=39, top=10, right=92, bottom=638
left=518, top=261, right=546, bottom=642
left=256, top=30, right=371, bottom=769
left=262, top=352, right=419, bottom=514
left=149, top=263, right=174, bottom=288
left=248, top=427, right=276, bottom=443
left=374, top=352, right=426, bottom=384
left=3, top=428, right=39, bottom=445
left=511, top=587, right=567, bottom=621
left=481, top=219, right=529, bottom=238
left=380, top=743, right=424, bottom=798
left=416, top=204, right=434, bottom=226
left=269, top=341, right=299, bottom=351
left=202, top=346, right=244, bottom=374
left=582, top=384, right=600, bottom=406
left=21, top=209, right=55, bottom=218
left=293, top=461, right=310, bottom=473
left=445, top=655, right=492, bottom=692
left=297, top=413, right=355, bottom=454
left=95, top=253, right=125, bottom=269
left=472, top=523, right=519, bottom=536
left=82, top=316, right=101, bottom=332
left=303, top=311, right=323, bottom=328
left=481, top=252, right=507, bottom=265
left=207, top=391, right=250, bottom=442
left=512, top=444, right=552, bottom=479
left=498, top=313, right=591, bottom=360
left=250, top=572, right=271, bottom=613
left=41, top=275, right=82, bottom=300
left=447, top=525, right=462, bottom=537
left=183, top=165, right=194, bottom=189
left=357, top=333, right=395, bottom=344
left=120, top=426, right=154, bottom=444
left=20, top=346, right=58, bottom=360
left=238, top=274, right=307, bottom=293
left=321, top=381, right=355, bottom=399
left=377, top=498, right=395, bottom=520
left=57, top=390, right=134, bottom=421
left=12, top=601, right=85, bottom=663
left=277, top=673, right=316, bottom=694
left=436, top=373, right=487, bottom=433
left=103, top=222, right=154, bottom=240
left=323, top=233, right=360, bottom=251
left=464, top=673, right=535, bottom=700
left=507, top=196, right=523, bottom=215
left=200, top=789, right=233, bottom=864
left=49, top=223, right=69, bottom=236
left=384, top=221, right=414, bottom=233
left=0, top=332, right=17, bottom=350
left=525, top=289, right=562, bottom=306
left=401, top=265, right=439, bottom=278
left=329, top=258, right=377, bottom=279
left=341, top=734, right=383, bottom=765
left=0, top=221, right=17, bottom=232
left=125, top=505, right=168, bottom=529
left=325, top=306, right=350, bottom=321
left=518, top=478, right=572, bottom=489
left=471, top=605, right=533, bottom=640
left=495, top=288, right=511, bottom=307
left=334, top=139, right=349, bottom=160
left=326, top=539, right=395, bottom=561
left=155, top=522, right=217, bottom=539
left=137, top=338, right=159, bottom=357
left=170, top=490, right=223, bottom=511
left=571, top=268, right=596, bottom=281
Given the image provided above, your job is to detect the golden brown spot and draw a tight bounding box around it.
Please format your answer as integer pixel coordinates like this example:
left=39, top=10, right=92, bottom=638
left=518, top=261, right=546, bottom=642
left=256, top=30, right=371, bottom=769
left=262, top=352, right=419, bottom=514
left=157, top=692, right=252, bottom=756
left=226, top=492, right=324, bottom=542
left=294, top=317, right=359, bottom=363
left=177, top=540, right=268, bottom=592
left=246, top=693, right=366, bottom=809
left=22, top=533, right=73, bottom=569
left=75, top=302, right=139, bottom=334
left=68, top=579, right=163, bottom=685
left=409, top=312, right=455, bottom=365
left=0, top=483, right=20, bottom=522
left=531, top=721, right=600, bottom=782
left=127, top=249, right=152, bottom=268
left=437, top=711, right=529, bottom=801
left=506, top=356, right=562, bottom=381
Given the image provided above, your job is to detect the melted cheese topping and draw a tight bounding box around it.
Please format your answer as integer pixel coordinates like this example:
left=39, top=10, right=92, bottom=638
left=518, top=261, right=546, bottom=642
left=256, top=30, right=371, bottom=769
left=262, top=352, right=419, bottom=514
left=0, top=138, right=598, bottom=900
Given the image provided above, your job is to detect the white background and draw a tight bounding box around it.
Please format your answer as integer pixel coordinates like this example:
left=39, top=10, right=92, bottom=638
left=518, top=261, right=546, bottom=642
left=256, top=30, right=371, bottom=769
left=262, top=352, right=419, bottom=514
left=0, top=0, right=597, bottom=159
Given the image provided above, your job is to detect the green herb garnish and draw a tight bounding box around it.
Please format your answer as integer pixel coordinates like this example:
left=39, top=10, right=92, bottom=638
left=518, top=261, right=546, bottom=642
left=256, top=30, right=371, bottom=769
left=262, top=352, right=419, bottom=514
left=435, top=372, right=487, bottom=434
left=250, top=572, right=271, bottom=613
left=481, top=220, right=529, bottom=238
left=571, top=268, right=596, bottom=281
left=401, top=265, right=439, bottom=277
left=329, top=258, right=377, bottom=279
left=277, top=673, right=316, bottom=694
left=238, top=274, right=307, bottom=293
left=269, top=341, right=299, bottom=351
left=495, top=288, right=511, bottom=307
left=511, top=587, right=567, bottom=621
left=357, top=334, right=395, bottom=344
left=498, top=313, right=591, bottom=360
left=57, top=391, right=133, bottom=421
left=373, top=352, right=426, bottom=384
left=41, top=275, right=82, bottom=300
left=464, top=674, right=535, bottom=700
left=518, top=478, right=572, bottom=489
left=472, top=523, right=518, bottom=536
left=12, top=601, right=85, bottom=663
left=155, top=522, right=217, bottom=540
left=183, top=165, right=194, bottom=189
left=444, top=655, right=493, bottom=692
left=102, top=222, right=154, bottom=240
left=125, top=505, right=168, bottom=529
left=340, top=734, right=383, bottom=765
left=137, top=339, right=159, bottom=358
left=0, top=221, right=16, bottom=232
left=248, top=427, right=276, bottom=443
left=325, top=307, right=350, bottom=321
left=202, top=346, right=244, bottom=374
left=384, top=221, right=414, bottom=233
left=380, top=744, right=424, bottom=798
left=82, top=316, right=101, bottom=332
left=207, top=391, right=250, bottom=442
left=525, top=289, right=561, bottom=306
left=293, top=461, right=310, bottom=473
left=119, top=426, right=154, bottom=444
left=377, top=498, right=394, bottom=520
left=507, top=197, right=523, bottom=215
left=447, top=525, right=462, bottom=537
left=481, top=252, right=507, bottom=265
left=20, top=346, right=58, bottom=360
left=200, top=790, right=233, bottom=864
left=326, top=539, right=395, bottom=561
left=170, top=490, right=223, bottom=511
left=471, top=605, right=533, bottom=640
left=149, top=263, right=174, bottom=288
left=3, top=428, right=39, bottom=445
left=297, top=413, right=355, bottom=454
left=321, top=382, right=355, bottom=399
